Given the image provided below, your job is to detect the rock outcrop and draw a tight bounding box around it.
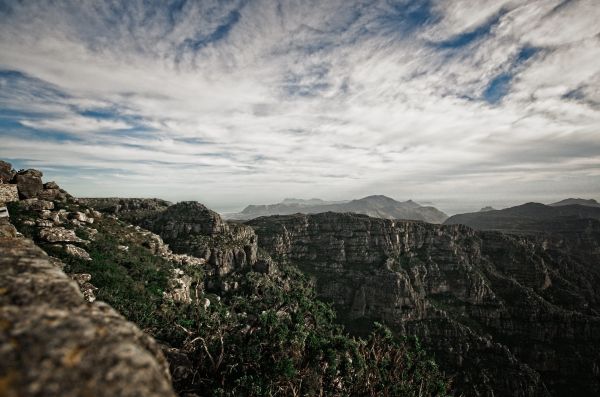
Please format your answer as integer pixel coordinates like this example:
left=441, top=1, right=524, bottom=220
left=0, top=236, right=177, bottom=397
left=248, top=212, right=600, bottom=396
left=13, top=169, right=44, bottom=199
left=78, top=197, right=171, bottom=223
left=0, top=184, right=18, bottom=204
left=138, top=201, right=258, bottom=279
left=0, top=160, right=16, bottom=183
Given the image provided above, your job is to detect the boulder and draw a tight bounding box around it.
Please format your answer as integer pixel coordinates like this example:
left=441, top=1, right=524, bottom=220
left=13, top=169, right=43, bottom=199
left=21, top=198, right=54, bottom=211
left=64, top=244, right=92, bottom=261
left=69, top=273, right=97, bottom=302
left=0, top=184, right=19, bottom=203
left=0, top=218, right=17, bottom=237
left=0, top=160, right=15, bottom=183
left=69, top=211, right=94, bottom=224
left=39, top=227, right=84, bottom=243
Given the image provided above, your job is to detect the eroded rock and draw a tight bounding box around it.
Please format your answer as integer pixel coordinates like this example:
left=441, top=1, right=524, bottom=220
left=0, top=160, right=15, bottom=183
left=21, top=198, right=54, bottom=211
left=13, top=169, right=43, bottom=199
left=39, top=227, right=84, bottom=243
left=0, top=237, right=177, bottom=397
left=64, top=244, right=92, bottom=261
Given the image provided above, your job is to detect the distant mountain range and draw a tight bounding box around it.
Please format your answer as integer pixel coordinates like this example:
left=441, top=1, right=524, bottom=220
left=226, top=195, right=449, bottom=224
left=445, top=198, right=600, bottom=235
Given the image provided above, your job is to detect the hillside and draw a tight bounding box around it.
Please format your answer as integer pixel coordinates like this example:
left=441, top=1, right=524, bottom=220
left=444, top=202, right=600, bottom=235
left=247, top=212, right=600, bottom=396
left=229, top=195, right=449, bottom=224
left=550, top=198, right=600, bottom=207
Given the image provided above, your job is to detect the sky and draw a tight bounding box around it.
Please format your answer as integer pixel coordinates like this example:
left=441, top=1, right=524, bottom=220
left=0, top=0, right=599, bottom=214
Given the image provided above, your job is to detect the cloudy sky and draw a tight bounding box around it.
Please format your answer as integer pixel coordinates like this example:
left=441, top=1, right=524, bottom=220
left=0, top=0, right=599, bottom=214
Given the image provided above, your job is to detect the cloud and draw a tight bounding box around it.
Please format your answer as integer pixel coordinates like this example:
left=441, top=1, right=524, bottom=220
left=0, top=0, right=598, bottom=213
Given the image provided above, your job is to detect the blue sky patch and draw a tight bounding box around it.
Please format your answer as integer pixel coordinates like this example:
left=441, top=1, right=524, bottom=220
left=435, top=9, right=506, bottom=49
left=483, top=72, right=512, bottom=104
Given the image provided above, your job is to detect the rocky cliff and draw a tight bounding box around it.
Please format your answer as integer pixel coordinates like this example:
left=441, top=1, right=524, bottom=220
left=248, top=212, right=600, bottom=396
left=0, top=230, right=176, bottom=397
left=139, top=201, right=258, bottom=280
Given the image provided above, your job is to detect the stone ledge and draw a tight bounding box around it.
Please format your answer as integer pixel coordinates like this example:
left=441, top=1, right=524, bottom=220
left=0, top=236, right=176, bottom=397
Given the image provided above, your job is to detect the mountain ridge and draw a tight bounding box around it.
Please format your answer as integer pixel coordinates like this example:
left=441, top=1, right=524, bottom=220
left=229, top=194, right=449, bottom=224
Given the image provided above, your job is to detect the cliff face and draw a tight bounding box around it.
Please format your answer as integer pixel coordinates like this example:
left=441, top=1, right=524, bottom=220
left=248, top=212, right=600, bottom=396
left=139, top=201, right=258, bottom=280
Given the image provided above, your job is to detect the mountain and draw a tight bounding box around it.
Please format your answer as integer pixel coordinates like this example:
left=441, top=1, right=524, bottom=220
left=550, top=198, right=600, bottom=207
left=444, top=202, right=600, bottom=235
left=248, top=212, right=600, bottom=396
left=229, top=194, right=449, bottom=224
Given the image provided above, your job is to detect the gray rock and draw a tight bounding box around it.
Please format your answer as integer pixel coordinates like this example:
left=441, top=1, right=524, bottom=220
left=64, top=244, right=92, bottom=261
left=140, top=201, right=257, bottom=277
left=0, top=237, right=177, bottom=397
left=248, top=212, right=600, bottom=396
left=0, top=218, right=17, bottom=237
left=69, top=273, right=97, bottom=302
left=69, top=211, right=94, bottom=224
left=0, top=160, right=15, bottom=183
left=39, top=227, right=84, bottom=243
left=0, top=184, right=19, bottom=203
left=21, top=198, right=54, bottom=211
left=13, top=169, right=43, bottom=199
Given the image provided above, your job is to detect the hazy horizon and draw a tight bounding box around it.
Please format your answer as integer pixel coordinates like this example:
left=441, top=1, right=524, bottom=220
left=1, top=1, right=599, bottom=211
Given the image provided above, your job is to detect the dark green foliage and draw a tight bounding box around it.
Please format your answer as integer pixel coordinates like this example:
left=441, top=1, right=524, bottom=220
left=160, top=266, right=450, bottom=396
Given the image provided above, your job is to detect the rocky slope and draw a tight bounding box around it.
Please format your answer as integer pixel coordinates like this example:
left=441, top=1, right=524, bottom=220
left=247, top=212, right=600, bottom=396
left=0, top=227, right=176, bottom=397
left=229, top=195, right=449, bottom=223
left=78, top=197, right=172, bottom=223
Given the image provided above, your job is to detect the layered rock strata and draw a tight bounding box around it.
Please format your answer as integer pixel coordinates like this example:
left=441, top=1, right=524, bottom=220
left=248, top=212, right=600, bottom=396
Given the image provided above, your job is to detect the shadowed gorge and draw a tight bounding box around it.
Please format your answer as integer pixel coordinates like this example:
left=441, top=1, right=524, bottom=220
left=247, top=212, right=600, bottom=396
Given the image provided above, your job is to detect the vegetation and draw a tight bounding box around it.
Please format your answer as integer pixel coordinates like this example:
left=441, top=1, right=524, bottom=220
left=8, top=201, right=451, bottom=396
left=162, top=266, right=450, bottom=396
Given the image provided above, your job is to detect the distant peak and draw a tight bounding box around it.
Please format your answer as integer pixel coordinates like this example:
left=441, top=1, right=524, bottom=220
left=550, top=198, right=600, bottom=207
left=358, top=195, right=396, bottom=201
